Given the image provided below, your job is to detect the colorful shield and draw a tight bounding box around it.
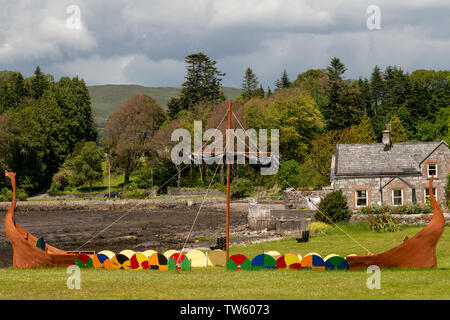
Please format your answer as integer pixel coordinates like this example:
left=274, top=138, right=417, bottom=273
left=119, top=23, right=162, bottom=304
left=148, top=252, right=168, bottom=270
left=110, top=255, right=122, bottom=269
left=186, top=249, right=209, bottom=268
left=276, top=254, right=301, bottom=270
left=143, top=250, right=157, bottom=258
left=168, top=253, right=191, bottom=271
left=226, top=254, right=252, bottom=271
left=163, top=250, right=179, bottom=260
left=130, top=252, right=149, bottom=270
left=93, top=253, right=112, bottom=269
left=265, top=251, right=281, bottom=260
left=207, top=249, right=227, bottom=266
left=251, top=253, right=277, bottom=270
left=114, top=250, right=135, bottom=270
left=301, top=253, right=325, bottom=270
left=76, top=254, right=93, bottom=268
left=35, top=237, right=46, bottom=251
left=324, top=255, right=349, bottom=270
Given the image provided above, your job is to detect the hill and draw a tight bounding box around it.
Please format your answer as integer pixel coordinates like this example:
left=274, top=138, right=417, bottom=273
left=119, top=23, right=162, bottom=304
left=88, top=84, right=242, bottom=137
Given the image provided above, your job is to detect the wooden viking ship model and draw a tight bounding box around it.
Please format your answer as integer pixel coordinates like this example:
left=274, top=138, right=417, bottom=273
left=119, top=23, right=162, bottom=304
left=4, top=171, right=94, bottom=268
left=2, top=101, right=445, bottom=269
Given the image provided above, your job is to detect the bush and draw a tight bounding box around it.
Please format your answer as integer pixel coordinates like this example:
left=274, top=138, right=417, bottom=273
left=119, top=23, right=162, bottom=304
left=1, top=187, right=12, bottom=201
left=368, top=213, right=400, bottom=232
left=1, top=187, right=27, bottom=201
left=316, top=190, right=351, bottom=223
left=230, top=178, right=253, bottom=199
left=358, top=203, right=432, bottom=215
left=48, top=182, right=64, bottom=196
left=17, top=189, right=28, bottom=201
left=131, top=167, right=153, bottom=189
left=52, top=169, right=72, bottom=191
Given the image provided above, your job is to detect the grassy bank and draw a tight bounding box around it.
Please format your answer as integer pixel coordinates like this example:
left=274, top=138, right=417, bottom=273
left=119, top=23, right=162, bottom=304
left=0, top=224, right=448, bottom=300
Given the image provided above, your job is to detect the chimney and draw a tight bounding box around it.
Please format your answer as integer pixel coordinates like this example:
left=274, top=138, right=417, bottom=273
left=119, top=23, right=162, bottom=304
left=382, top=129, right=392, bottom=151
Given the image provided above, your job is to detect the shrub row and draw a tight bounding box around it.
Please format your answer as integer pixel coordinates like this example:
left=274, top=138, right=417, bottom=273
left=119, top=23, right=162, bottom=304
left=357, top=203, right=432, bottom=215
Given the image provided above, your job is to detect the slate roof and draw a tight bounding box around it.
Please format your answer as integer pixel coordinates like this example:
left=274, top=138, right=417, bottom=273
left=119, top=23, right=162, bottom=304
left=334, top=141, right=447, bottom=176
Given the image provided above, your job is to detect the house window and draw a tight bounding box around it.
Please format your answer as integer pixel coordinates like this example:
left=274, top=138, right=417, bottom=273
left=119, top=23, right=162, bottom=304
left=392, top=189, right=403, bottom=206
left=427, top=163, right=438, bottom=178
left=424, top=188, right=437, bottom=203
left=356, top=190, right=368, bottom=207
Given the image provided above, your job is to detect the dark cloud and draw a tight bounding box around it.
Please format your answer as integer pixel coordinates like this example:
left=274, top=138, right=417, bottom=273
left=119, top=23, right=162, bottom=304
left=0, top=0, right=448, bottom=87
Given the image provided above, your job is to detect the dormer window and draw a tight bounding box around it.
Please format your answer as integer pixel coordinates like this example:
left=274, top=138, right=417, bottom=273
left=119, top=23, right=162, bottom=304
left=427, top=163, right=437, bottom=178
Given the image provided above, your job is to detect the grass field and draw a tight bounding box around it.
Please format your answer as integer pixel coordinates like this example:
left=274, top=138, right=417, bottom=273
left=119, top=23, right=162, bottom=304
left=0, top=224, right=449, bottom=300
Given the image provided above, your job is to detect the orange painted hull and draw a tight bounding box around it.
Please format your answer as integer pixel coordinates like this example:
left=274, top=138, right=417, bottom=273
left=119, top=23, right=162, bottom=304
left=4, top=171, right=94, bottom=268
left=346, top=176, right=445, bottom=269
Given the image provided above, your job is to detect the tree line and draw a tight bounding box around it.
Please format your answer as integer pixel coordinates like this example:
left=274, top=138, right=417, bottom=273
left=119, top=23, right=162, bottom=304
left=0, top=53, right=448, bottom=197
left=0, top=66, right=96, bottom=194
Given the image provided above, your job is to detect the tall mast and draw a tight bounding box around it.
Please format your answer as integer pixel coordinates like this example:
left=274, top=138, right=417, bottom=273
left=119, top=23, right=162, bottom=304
left=226, top=100, right=231, bottom=260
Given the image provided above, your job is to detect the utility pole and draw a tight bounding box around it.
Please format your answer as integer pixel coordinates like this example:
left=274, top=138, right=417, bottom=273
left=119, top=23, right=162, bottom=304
left=104, top=153, right=111, bottom=199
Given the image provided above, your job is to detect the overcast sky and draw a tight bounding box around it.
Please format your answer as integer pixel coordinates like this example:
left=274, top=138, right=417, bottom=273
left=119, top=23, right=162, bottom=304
left=0, top=0, right=449, bottom=88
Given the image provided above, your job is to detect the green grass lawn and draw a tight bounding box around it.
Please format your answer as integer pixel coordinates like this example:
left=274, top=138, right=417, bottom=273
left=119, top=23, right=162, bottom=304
left=0, top=224, right=449, bottom=300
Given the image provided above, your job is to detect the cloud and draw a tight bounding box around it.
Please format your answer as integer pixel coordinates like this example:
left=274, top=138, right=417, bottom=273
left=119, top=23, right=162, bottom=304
left=0, top=0, right=448, bottom=87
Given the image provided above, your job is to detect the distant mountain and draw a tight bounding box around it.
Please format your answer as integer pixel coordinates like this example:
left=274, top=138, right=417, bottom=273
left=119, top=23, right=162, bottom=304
left=88, top=84, right=241, bottom=137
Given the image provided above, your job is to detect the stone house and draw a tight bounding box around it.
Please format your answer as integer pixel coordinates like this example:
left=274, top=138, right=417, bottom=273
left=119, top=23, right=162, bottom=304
left=330, top=129, right=449, bottom=211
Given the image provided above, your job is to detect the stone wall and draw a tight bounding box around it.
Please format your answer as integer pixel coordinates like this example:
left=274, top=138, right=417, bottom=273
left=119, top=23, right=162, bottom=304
left=283, top=188, right=333, bottom=209
left=350, top=213, right=450, bottom=226
left=0, top=197, right=225, bottom=212
left=167, top=188, right=225, bottom=197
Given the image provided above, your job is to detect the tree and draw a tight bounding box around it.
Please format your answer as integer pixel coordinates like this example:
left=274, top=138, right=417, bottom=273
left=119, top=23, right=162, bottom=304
left=241, top=67, right=259, bottom=99
left=316, top=190, right=351, bottom=223
left=322, top=58, right=362, bottom=130
left=357, top=114, right=377, bottom=143
left=71, top=141, right=104, bottom=192
left=245, top=88, right=324, bottom=162
left=168, top=52, right=225, bottom=118
left=370, top=65, right=384, bottom=117
left=277, top=160, right=300, bottom=190
left=253, top=85, right=265, bottom=98
left=102, top=94, right=167, bottom=185
left=30, top=66, right=49, bottom=100
left=275, top=69, right=290, bottom=90
left=390, top=115, right=408, bottom=142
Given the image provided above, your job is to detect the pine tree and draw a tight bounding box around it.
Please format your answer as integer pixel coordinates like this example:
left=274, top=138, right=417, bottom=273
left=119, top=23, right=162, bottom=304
left=168, top=53, right=225, bottom=118
left=370, top=65, right=384, bottom=117
left=241, top=67, right=259, bottom=99
left=322, top=57, right=360, bottom=130
left=253, top=85, right=265, bottom=98
left=31, top=66, right=49, bottom=100
left=266, top=86, right=272, bottom=97
left=275, top=69, right=290, bottom=90
left=390, top=115, right=408, bottom=142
